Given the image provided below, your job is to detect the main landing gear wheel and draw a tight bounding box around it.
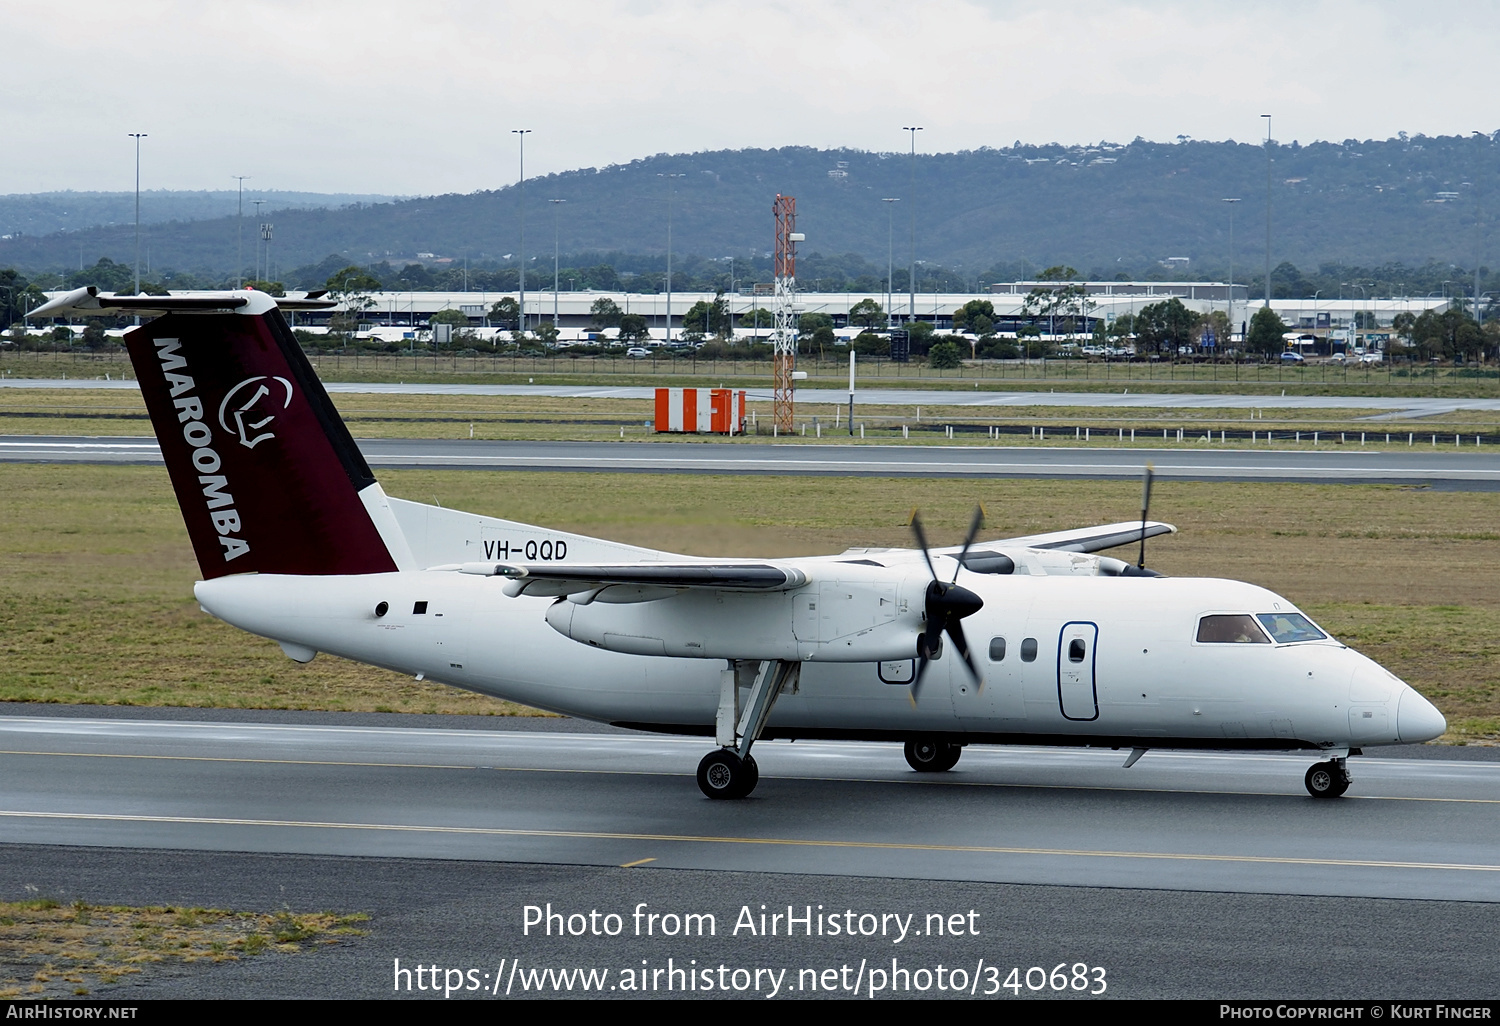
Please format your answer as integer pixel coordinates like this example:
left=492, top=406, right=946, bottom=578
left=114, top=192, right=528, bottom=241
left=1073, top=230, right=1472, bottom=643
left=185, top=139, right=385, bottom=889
left=1304, top=760, right=1351, bottom=799
left=904, top=739, right=962, bottom=773
left=697, top=750, right=759, bottom=800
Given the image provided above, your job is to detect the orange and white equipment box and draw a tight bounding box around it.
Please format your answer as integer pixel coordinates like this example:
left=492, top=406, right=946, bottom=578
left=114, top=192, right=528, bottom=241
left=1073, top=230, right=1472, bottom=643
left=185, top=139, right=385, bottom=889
left=654, top=388, right=747, bottom=434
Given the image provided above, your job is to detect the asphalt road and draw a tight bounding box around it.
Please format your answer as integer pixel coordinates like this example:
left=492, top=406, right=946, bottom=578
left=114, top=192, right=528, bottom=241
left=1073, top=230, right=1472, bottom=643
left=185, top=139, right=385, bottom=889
left=2, top=710, right=1498, bottom=999
left=6, top=434, right=1500, bottom=487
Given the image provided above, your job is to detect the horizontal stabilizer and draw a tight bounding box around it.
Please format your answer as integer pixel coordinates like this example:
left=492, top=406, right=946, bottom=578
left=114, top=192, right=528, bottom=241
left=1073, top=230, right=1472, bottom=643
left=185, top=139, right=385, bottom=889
left=28, top=287, right=335, bottom=321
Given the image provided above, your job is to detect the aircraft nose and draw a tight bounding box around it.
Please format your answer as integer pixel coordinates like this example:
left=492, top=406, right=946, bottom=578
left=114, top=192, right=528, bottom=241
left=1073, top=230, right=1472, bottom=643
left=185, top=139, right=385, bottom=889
left=1397, top=687, right=1447, bottom=743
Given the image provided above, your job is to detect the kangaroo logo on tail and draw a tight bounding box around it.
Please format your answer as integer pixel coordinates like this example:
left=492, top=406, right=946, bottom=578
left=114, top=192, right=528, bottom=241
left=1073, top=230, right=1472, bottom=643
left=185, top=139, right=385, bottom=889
left=219, top=375, right=295, bottom=449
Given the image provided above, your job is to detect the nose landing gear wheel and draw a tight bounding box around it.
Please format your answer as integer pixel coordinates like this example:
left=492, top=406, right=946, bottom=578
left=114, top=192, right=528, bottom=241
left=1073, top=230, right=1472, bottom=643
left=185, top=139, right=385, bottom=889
left=904, top=738, right=962, bottom=772
left=697, top=750, right=759, bottom=799
left=1304, top=761, right=1350, bottom=799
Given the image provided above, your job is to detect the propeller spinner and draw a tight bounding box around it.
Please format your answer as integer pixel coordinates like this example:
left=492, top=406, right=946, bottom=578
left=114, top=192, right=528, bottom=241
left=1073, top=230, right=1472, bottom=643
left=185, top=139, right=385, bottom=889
left=909, top=507, right=987, bottom=705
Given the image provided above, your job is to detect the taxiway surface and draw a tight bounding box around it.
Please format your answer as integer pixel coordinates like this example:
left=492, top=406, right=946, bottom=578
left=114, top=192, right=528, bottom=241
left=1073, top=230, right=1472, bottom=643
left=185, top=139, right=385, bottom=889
left=5, top=710, right=1498, bottom=998
left=8, top=377, right=1500, bottom=419
left=5, top=435, right=1500, bottom=486
left=3, top=713, right=1496, bottom=903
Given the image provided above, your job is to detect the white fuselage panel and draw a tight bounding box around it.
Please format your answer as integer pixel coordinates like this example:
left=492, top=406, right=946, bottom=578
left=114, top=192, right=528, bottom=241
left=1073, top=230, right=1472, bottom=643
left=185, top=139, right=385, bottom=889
left=193, top=571, right=1432, bottom=750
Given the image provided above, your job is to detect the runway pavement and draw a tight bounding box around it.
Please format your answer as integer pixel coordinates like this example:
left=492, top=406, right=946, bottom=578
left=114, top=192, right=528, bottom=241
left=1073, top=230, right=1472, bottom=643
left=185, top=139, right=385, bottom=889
left=7, top=377, right=1500, bottom=418
left=6, top=434, right=1500, bottom=486
left=4, top=710, right=1498, bottom=999
left=3, top=713, right=1496, bottom=902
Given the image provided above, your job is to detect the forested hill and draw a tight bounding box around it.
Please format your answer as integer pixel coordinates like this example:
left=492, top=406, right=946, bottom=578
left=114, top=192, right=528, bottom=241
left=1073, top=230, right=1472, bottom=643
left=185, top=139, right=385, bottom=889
left=0, top=191, right=396, bottom=239
left=2, top=134, right=1496, bottom=279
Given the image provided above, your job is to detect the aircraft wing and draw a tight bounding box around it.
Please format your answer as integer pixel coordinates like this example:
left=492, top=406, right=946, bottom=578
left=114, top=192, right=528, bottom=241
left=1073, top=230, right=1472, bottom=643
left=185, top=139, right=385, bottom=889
left=981, top=520, right=1176, bottom=554
left=445, top=561, right=807, bottom=599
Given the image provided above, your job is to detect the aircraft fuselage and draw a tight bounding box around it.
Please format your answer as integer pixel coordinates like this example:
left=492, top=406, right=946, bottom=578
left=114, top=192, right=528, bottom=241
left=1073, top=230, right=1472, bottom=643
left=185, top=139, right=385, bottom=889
left=195, top=570, right=1442, bottom=752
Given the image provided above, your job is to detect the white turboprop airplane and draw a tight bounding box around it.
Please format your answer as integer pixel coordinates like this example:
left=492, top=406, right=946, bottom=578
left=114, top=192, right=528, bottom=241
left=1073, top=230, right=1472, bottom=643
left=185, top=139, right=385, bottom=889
left=30, top=287, right=1449, bottom=800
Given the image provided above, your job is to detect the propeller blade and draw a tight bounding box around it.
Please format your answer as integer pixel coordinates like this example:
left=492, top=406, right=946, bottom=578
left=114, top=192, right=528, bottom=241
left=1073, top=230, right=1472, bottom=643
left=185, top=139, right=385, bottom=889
left=908, top=649, right=931, bottom=706
left=945, top=618, right=983, bottom=689
left=910, top=511, right=939, bottom=583
left=919, top=616, right=945, bottom=663
left=951, top=505, right=986, bottom=582
left=1137, top=462, right=1155, bottom=571
left=910, top=615, right=948, bottom=705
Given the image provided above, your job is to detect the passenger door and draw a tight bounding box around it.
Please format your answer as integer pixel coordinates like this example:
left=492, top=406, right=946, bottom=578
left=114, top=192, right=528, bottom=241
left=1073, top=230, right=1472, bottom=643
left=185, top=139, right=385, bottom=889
left=1057, top=621, right=1099, bottom=721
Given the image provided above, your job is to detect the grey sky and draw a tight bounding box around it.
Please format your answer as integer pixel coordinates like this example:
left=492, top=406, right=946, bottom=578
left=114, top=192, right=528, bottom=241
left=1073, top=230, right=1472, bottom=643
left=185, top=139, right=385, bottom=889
left=5, top=0, right=1495, bottom=196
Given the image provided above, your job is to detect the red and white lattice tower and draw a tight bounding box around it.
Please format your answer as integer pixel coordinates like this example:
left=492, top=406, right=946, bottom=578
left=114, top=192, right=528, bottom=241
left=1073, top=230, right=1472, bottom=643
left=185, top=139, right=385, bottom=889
left=772, top=194, right=800, bottom=434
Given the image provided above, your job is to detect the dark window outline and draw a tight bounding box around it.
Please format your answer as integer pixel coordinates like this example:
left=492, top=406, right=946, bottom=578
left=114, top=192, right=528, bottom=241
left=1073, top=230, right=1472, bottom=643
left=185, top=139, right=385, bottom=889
left=1195, top=613, right=1271, bottom=645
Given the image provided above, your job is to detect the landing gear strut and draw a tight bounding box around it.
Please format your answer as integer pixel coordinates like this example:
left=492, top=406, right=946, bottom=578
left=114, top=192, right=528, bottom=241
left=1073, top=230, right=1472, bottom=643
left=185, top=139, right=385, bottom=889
left=1304, top=759, right=1351, bottom=799
left=904, top=738, right=962, bottom=772
left=698, top=659, right=797, bottom=800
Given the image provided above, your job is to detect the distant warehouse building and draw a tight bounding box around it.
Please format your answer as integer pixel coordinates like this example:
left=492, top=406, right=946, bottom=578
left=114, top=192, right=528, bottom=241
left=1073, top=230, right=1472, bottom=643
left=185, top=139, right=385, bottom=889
left=34, top=282, right=1448, bottom=346
left=294, top=281, right=1257, bottom=340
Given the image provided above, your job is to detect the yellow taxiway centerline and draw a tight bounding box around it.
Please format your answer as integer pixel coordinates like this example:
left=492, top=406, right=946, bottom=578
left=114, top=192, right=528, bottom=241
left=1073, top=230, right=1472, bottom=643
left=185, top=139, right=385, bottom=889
left=0, top=808, right=1497, bottom=874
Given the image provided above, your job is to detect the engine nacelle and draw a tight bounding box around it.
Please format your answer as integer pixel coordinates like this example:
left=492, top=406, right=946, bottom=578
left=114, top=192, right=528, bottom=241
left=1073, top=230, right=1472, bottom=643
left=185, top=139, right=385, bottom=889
left=543, top=572, right=927, bottom=662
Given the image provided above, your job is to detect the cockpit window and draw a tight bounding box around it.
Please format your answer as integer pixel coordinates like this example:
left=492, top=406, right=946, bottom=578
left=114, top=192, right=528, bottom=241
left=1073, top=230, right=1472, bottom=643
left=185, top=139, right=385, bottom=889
left=1196, top=614, right=1270, bottom=644
left=1256, top=612, right=1327, bottom=644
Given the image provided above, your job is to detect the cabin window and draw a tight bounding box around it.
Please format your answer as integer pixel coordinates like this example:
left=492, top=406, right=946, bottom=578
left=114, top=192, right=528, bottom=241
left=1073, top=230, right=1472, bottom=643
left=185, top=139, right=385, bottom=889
left=988, top=637, right=1006, bottom=662
left=1256, top=612, right=1326, bottom=644
left=413, top=601, right=429, bottom=615
left=1020, top=638, right=1038, bottom=662
left=1068, top=638, right=1087, bottom=663
left=1197, top=614, right=1270, bottom=644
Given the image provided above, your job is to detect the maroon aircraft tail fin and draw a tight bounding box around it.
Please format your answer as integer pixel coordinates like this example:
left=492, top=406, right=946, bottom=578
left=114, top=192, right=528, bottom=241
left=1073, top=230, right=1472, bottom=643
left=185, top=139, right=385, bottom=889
left=117, top=295, right=402, bottom=579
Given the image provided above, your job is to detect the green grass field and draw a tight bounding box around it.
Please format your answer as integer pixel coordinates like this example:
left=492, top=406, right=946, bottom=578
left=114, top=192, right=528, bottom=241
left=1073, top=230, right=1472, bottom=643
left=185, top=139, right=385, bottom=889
left=1, top=463, right=1497, bottom=741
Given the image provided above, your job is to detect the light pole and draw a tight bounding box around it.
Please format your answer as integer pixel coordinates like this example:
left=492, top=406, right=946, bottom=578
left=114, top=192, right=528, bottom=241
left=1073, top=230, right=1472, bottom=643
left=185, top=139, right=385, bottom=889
left=1223, top=198, right=1240, bottom=341
left=232, top=175, right=249, bottom=287
left=550, top=198, right=565, bottom=331
left=659, top=173, right=684, bottom=341
left=251, top=199, right=265, bottom=282
left=129, top=133, right=146, bottom=296
left=1261, top=115, right=1272, bottom=308
left=882, top=198, right=899, bottom=324
left=261, top=223, right=274, bottom=286
left=903, top=127, right=922, bottom=326
left=512, top=129, right=532, bottom=333
left=1474, top=146, right=1484, bottom=326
